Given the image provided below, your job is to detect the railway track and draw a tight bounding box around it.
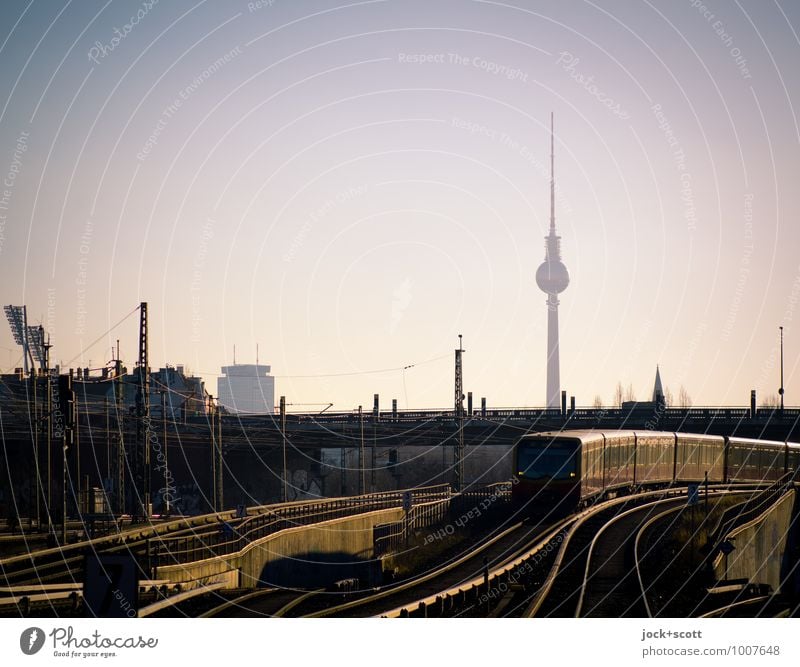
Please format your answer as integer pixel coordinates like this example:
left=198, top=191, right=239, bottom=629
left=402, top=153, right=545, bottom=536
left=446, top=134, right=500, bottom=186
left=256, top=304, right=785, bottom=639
left=576, top=498, right=690, bottom=617
left=289, top=519, right=556, bottom=618
left=300, top=489, right=741, bottom=618
left=200, top=588, right=324, bottom=618
left=527, top=490, right=755, bottom=618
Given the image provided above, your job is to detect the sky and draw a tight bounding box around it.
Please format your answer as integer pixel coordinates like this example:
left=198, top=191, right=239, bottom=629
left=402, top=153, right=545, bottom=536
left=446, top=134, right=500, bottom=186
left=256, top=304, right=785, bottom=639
left=0, top=0, right=798, bottom=411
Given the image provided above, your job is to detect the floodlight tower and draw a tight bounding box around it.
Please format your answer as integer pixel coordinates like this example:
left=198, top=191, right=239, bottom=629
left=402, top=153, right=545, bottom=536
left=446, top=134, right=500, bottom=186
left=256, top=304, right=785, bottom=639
left=4, top=305, right=33, bottom=373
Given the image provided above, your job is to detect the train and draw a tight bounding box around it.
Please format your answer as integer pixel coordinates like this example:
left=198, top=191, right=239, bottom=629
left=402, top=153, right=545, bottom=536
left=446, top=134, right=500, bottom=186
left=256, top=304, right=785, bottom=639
left=512, top=430, right=800, bottom=514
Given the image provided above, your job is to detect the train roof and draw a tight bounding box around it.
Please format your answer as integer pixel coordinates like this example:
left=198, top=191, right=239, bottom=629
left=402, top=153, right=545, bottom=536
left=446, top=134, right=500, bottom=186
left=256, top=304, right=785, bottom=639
left=727, top=435, right=786, bottom=448
left=674, top=432, right=724, bottom=442
left=518, top=430, right=603, bottom=443
left=518, top=429, right=637, bottom=444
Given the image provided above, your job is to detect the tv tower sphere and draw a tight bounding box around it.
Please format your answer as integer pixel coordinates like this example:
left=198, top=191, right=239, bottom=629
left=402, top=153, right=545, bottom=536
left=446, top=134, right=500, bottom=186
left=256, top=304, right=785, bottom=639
left=536, top=257, right=570, bottom=294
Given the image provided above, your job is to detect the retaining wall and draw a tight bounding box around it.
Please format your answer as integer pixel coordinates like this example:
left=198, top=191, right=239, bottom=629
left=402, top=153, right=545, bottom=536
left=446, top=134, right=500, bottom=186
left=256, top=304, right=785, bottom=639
left=714, top=489, right=798, bottom=592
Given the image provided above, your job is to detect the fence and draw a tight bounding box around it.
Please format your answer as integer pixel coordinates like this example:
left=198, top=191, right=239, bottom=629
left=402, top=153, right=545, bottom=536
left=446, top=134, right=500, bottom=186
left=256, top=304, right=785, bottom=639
left=373, top=482, right=513, bottom=556
left=709, top=473, right=796, bottom=550
left=153, top=485, right=451, bottom=566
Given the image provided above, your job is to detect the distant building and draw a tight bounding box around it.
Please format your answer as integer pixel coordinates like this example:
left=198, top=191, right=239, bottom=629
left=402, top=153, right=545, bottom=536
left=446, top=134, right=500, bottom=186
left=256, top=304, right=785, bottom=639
left=71, top=364, right=210, bottom=418
left=652, top=365, right=665, bottom=404
left=217, top=364, right=275, bottom=414
left=621, top=366, right=667, bottom=411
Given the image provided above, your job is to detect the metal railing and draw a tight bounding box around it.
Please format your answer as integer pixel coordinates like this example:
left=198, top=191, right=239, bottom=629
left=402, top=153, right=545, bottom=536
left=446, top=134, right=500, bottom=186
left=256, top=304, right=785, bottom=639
left=709, top=473, right=795, bottom=549
left=153, top=485, right=451, bottom=566
left=373, top=482, right=512, bottom=557
left=235, top=405, right=799, bottom=425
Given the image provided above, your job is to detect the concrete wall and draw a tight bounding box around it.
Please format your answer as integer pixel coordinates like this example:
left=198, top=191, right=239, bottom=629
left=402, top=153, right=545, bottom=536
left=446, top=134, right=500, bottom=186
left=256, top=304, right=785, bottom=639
left=224, top=443, right=514, bottom=508
left=714, top=489, right=798, bottom=593
left=239, top=507, right=405, bottom=588
left=156, top=506, right=406, bottom=590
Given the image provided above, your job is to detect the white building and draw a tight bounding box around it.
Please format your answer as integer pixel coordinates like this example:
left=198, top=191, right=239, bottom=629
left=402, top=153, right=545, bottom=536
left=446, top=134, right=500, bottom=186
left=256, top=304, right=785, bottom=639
left=217, top=364, right=275, bottom=414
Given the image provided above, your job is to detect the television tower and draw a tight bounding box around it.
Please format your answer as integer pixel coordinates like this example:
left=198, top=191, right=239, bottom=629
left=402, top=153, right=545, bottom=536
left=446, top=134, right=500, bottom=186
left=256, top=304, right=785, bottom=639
left=535, top=113, right=570, bottom=408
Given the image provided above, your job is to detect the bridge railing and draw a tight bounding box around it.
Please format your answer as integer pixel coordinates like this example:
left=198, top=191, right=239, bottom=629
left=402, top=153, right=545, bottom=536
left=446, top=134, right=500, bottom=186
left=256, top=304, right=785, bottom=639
left=226, top=405, right=797, bottom=426
left=709, top=473, right=795, bottom=550
left=153, top=484, right=452, bottom=566
left=373, top=482, right=513, bottom=556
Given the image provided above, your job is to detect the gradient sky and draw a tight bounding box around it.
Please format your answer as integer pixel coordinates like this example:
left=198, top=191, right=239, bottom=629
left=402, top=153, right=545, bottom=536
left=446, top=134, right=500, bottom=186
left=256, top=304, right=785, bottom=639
left=1, top=0, right=799, bottom=410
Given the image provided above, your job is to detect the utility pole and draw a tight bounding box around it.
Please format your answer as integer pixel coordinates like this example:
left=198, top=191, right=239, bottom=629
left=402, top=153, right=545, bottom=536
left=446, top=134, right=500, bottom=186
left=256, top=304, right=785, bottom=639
left=30, top=366, right=40, bottom=529
left=372, top=394, right=378, bottom=493
left=358, top=405, right=365, bottom=495
left=216, top=399, right=223, bottom=511
left=104, top=397, right=110, bottom=495
left=134, top=303, right=150, bottom=519
left=60, top=372, right=74, bottom=545
left=209, top=395, right=217, bottom=512
left=113, top=342, right=125, bottom=516
left=454, top=334, right=465, bottom=492
left=45, top=341, right=53, bottom=533
left=74, top=392, right=80, bottom=521
left=161, top=390, right=169, bottom=514
left=280, top=396, right=288, bottom=502
left=779, top=326, right=785, bottom=414
left=340, top=417, right=346, bottom=497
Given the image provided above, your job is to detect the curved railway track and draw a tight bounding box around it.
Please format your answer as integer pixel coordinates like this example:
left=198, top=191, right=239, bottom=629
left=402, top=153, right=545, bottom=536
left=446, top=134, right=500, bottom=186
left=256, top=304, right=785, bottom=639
left=288, top=518, right=571, bottom=618
left=528, top=490, right=757, bottom=618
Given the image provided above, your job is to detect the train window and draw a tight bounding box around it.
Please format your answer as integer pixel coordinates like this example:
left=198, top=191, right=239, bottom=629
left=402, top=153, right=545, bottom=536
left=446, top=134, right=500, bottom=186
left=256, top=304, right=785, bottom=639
left=517, top=443, right=577, bottom=480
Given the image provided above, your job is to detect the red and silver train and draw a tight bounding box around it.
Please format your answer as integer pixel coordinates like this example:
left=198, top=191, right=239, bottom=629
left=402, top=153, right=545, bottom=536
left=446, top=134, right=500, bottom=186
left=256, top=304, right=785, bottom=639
left=512, top=430, right=800, bottom=514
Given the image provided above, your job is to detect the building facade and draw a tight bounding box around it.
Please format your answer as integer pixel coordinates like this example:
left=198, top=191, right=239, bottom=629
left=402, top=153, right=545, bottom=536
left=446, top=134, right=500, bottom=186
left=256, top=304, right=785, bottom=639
left=217, top=364, right=275, bottom=414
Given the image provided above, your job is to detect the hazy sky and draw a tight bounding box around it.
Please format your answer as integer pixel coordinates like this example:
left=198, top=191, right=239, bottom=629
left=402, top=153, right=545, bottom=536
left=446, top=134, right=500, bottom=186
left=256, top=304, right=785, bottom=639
left=1, top=0, right=798, bottom=410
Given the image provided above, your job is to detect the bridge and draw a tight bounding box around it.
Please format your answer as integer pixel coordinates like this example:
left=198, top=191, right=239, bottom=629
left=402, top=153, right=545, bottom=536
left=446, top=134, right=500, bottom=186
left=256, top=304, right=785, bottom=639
left=2, top=476, right=797, bottom=619
left=2, top=378, right=799, bottom=518
left=223, top=403, right=800, bottom=450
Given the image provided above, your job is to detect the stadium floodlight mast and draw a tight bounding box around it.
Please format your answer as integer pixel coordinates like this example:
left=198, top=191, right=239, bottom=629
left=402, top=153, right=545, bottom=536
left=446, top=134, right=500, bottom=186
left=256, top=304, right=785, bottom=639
left=27, top=325, right=46, bottom=369
left=4, top=304, right=32, bottom=374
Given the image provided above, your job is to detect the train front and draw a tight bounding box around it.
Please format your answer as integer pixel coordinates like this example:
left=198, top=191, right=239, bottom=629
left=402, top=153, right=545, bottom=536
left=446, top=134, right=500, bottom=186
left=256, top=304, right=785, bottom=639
left=512, top=434, right=582, bottom=517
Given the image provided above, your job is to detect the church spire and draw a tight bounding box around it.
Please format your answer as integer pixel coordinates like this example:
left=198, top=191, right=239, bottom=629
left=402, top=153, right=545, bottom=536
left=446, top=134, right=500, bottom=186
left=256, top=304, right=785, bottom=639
left=652, top=365, right=664, bottom=403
